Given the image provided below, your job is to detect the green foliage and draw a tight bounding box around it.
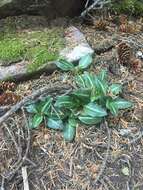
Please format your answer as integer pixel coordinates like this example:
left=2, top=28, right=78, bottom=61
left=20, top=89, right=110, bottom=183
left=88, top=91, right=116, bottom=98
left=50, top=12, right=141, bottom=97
left=0, top=28, right=64, bottom=68
left=55, top=59, right=75, bottom=71
left=78, top=54, right=93, bottom=70
left=25, top=29, right=64, bottom=72
left=110, top=84, right=122, bottom=95
left=26, top=96, right=52, bottom=128
left=0, top=37, right=26, bottom=64
left=55, top=54, right=93, bottom=72
left=26, top=70, right=133, bottom=142
left=47, top=118, right=64, bottom=130
left=63, top=118, right=77, bottom=142
left=111, top=0, right=143, bottom=16
left=26, top=47, right=58, bottom=72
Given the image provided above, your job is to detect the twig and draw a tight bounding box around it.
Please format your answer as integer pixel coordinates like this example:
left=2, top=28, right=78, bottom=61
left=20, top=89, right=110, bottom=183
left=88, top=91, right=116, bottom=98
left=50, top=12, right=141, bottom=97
left=92, top=121, right=111, bottom=186
left=0, top=106, right=11, bottom=117
left=128, top=130, right=143, bottom=145
left=0, top=85, right=71, bottom=125
left=0, top=177, right=5, bottom=190
left=81, top=0, right=101, bottom=17
left=2, top=109, right=31, bottom=179
left=81, top=0, right=110, bottom=17
left=22, top=166, right=30, bottom=190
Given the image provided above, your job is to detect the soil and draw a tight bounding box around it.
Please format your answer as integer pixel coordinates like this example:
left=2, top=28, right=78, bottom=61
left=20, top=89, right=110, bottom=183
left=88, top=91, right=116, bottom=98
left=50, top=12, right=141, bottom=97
left=0, top=15, right=143, bottom=190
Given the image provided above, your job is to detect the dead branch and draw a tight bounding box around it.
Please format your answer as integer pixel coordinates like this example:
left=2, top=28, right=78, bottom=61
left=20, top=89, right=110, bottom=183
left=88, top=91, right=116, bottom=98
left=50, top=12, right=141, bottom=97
left=2, top=109, right=31, bottom=179
left=22, top=166, right=30, bottom=190
left=92, top=121, right=111, bottom=186
left=0, top=85, right=71, bottom=125
left=81, top=0, right=110, bottom=17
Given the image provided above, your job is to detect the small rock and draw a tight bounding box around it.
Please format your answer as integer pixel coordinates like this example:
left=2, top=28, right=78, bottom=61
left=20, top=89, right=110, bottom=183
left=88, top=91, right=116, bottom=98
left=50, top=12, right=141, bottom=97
left=136, top=51, right=143, bottom=59
left=121, top=167, right=130, bottom=176
left=60, top=26, right=94, bottom=62
left=119, top=129, right=132, bottom=137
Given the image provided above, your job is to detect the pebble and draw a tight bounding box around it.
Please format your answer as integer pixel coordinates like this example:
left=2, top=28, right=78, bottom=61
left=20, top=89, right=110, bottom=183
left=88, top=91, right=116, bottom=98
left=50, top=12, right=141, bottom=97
left=136, top=51, right=143, bottom=59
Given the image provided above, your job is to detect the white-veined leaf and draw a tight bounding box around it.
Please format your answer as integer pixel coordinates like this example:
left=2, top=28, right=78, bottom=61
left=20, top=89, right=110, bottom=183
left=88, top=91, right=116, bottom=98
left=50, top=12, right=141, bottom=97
left=110, top=84, right=122, bottom=95
left=78, top=54, right=93, bottom=69
left=71, top=88, right=91, bottom=104
left=98, top=69, right=107, bottom=81
left=106, top=99, right=118, bottom=116
left=78, top=115, right=102, bottom=125
left=55, top=59, right=74, bottom=71
left=75, top=75, right=86, bottom=88
left=47, top=118, right=64, bottom=130
left=114, top=98, right=133, bottom=109
left=82, top=102, right=107, bottom=117
left=31, top=114, right=43, bottom=128
left=55, top=95, right=76, bottom=109
left=95, top=76, right=107, bottom=95
left=41, top=96, right=52, bottom=114
left=83, top=72, right=95, bottom=88
left=63, top=118, right=77, bottom=142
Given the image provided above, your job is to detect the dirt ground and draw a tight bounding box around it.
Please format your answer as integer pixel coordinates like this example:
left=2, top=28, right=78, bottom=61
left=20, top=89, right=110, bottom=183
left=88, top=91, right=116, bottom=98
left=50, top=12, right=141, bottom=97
left=0, top=15, right=143, bottom=190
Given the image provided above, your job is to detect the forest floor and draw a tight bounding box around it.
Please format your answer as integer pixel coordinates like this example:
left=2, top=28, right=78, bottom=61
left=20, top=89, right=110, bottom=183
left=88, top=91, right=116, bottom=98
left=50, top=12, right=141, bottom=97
left=0, top=15, right=143, bottom=190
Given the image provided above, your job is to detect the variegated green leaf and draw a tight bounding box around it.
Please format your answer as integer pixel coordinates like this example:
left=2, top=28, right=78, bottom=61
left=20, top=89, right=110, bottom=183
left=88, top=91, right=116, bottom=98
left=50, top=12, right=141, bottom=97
left=106, top=99, right=118, bottom=116
left=25, top=103, right=37, bottom=113
left=78, top=115, right=102, bottom=125
left=83, top=72, right=95, bottom=88
left=95, top=76, right=107, bottom=95
left=98, top=69, right=107, bottom=81
left=82, top=102, right=107, bottom=117
left=31, top=114, right=43, bottom=128
left=110, top=84, right=122, bottom=95
left=47, top=118, right=64, bottom=130
left=75, top=75, right=86, bottom=88
left=78, top=54, right=93, bottom=69
left=71, top=88, right=91, bottom=104
left=55, top=95, right=76, bottom=109
left=41, top=96, right=52, bottom=114
left=63, top=118, right=77, bottom=142
left=55, top=59, right=74, bottom=71
left=114, top=98, right=133, bottom=109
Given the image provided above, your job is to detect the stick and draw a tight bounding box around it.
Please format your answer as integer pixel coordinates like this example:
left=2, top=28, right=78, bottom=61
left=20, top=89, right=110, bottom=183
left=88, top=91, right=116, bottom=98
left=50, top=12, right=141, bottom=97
left=81, top=0, right=101, bottom=17
left=22, top=166, right=30, bottom=190
left=0, top=85, right=71, bottom=125
left=2, top=109, right=31, bottom=179
left=81, top=0, right=110, bottom=17
left=92, top=121, right=111, bottom=186
left=0, top=177, right=5, bottom=190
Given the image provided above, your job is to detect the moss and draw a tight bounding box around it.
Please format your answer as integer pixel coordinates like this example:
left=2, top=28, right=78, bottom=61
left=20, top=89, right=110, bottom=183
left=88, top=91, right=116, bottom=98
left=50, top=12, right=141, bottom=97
left=0, top=26, right=65, bottom=68
left=22, top=29, right=65, bottom=55
left=2, top=75, right=14, bottom=82
left=0, top=36, right=26, bottom=64
left=111, top=0, right=143, bottom=16
left=26, top=46, right=58, bottom=72
left=24, top=29, right=64, bottom=72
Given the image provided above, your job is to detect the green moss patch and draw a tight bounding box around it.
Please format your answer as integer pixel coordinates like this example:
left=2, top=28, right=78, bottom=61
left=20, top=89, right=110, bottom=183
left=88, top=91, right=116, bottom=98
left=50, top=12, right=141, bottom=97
left=0, top=36, right=26, bottom=65
left=111, top=0, right=143, bottom=16
left=26, top=46, right=58, bottom=72
left=0, top=19, right=65, bottom=71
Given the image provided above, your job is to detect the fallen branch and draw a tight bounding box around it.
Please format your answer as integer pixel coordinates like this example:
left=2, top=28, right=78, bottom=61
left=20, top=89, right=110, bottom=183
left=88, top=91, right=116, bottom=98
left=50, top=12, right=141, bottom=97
left=81, top=0, right=110, bottom=17
left=22, top=166, right=30, bottom=190
left=0, top=61, right=57, bottom=82
left=0, top=106, right=11, bottom=117
left=92, top=121, right=111, bottom=186
left=2, top=109, right=31, bottom=179
left=0, top=85, right=71, bottom=125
